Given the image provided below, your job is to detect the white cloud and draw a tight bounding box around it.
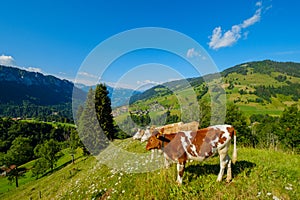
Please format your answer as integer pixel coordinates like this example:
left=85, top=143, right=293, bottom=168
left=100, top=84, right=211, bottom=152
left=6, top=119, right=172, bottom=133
left=73, top=78, right=96, bottom=86
left=209, top=26, right=242, bottom=50
left=78, top=71, right=98, bottom=79
left=26, top=67, right=42, bottom=73
left=0, top=54, right=44, bottom=74
left=74, top=71, right=99, bottom=86
left=186, top=48, right=201, bottom=58
left=0, top=54, right=15, bottom=66
left=243, top=31, right=250, bottom=40
left=208, top=1, right=266, bottom=50
left=136, top=79, right=161, bottom=86
left=241, top=7, right=262, bottom=28
left=59, top=72, right=66, bottom=75
left=256, top=1, right=262, bottom=7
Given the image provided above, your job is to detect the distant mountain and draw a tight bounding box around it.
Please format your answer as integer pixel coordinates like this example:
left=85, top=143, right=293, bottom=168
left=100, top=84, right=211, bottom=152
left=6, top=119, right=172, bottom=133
left=78, top=84, right=141, bottom=108
left=0, top=65, right=77, bottom=105
left=0, top=65, right=142, bottom=121
left=0, top=65, right=85, bottom=121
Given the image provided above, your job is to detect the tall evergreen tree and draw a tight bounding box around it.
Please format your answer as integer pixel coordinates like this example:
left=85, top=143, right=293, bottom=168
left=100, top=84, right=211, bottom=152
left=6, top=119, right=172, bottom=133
left=95, top=84, right=115, bottom=141
left=77, top=88, right=109, bottom=155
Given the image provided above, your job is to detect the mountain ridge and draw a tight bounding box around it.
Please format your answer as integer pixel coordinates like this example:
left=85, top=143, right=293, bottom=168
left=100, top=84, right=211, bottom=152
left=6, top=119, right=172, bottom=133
left=126, top=60, right=300, bottom=118
left=0, top=65, right=141, bottom=119
left=130, top=60, right=300, bottom=104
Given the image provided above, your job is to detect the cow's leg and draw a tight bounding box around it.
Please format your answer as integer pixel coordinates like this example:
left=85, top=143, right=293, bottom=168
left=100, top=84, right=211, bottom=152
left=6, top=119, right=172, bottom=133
left=163, top=153, right=171, bottom=168
left=226, top=158, right=232, bottom=182
left=217, top=147, right=230, bottom=182
left=217, top=153, right=226, bottom=182
left=150, top=149, right=154, bottom=161
left=164, top=157, right=171, bottom=168
left=176, top=162, right=185, bottom=185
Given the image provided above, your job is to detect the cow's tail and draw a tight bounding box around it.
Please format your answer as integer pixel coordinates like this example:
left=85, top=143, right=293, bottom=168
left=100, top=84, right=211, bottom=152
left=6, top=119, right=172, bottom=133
left=232, top=129, right=237, bottom=164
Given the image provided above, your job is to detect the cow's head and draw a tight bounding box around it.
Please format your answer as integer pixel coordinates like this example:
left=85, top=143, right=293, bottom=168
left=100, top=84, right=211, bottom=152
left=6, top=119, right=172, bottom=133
left=145, top=128, right=164, bottom=150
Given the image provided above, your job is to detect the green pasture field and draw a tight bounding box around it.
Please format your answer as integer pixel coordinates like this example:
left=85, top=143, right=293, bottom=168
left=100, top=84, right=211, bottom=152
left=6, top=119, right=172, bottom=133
left=1, top=139, right=299, bottom=200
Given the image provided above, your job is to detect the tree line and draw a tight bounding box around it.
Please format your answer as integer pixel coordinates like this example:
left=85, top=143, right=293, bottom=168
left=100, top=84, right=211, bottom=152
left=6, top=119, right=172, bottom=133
left=0, top=102, right=73, bottom=123
left=119, top=100, right=300, bottom=153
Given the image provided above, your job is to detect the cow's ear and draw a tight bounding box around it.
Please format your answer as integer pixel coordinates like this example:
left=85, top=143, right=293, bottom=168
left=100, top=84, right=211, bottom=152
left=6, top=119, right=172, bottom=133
left=156, top=134, right=160, bottom=138
left=159, top=128, right=164, bottom=135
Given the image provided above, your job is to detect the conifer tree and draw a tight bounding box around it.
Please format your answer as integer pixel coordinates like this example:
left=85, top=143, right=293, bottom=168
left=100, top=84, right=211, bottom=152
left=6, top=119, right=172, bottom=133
left=77, top=87, right=109, bottom=155
left=95, top=84, right=115, bottom=141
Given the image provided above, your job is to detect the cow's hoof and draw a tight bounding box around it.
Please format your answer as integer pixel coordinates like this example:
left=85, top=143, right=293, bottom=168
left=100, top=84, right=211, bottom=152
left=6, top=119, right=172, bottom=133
left=226, top=179, right=232, bottom=183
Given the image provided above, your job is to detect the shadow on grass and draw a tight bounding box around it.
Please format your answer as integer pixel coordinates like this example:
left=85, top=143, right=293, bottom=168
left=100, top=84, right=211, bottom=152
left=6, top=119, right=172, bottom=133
left=38, top=156, right=84, bottom=179
left=39, top=161, right=73, bottom=178
left=185, top=160, right=256, bottom=180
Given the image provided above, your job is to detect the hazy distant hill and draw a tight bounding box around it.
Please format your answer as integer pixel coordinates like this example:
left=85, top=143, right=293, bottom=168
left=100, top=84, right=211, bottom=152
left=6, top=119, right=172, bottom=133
left=78, top=84, right=141, bottom=108
left=128, top=60, right=300, bottom=117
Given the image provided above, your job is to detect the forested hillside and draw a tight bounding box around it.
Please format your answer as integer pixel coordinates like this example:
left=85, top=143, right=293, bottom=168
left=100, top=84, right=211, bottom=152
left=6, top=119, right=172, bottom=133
left=128, top=60, right=300, bottom=117
left=0, top=65, right=85, bottom=122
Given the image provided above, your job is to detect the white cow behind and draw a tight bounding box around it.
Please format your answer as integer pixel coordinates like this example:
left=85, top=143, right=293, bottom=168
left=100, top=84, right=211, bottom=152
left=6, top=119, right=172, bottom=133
left=141, top=127, right=153, bottom=142
left=132, top=128, right=144, bottom=140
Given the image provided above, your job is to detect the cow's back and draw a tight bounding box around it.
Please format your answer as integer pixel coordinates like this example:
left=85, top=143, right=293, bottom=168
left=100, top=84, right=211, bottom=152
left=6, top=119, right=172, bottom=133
left=162, top=125, right=234, bottom=162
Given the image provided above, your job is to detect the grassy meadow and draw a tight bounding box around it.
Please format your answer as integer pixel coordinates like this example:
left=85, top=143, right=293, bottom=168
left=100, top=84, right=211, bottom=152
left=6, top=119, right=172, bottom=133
left=0, top=138, right=299, bottom=200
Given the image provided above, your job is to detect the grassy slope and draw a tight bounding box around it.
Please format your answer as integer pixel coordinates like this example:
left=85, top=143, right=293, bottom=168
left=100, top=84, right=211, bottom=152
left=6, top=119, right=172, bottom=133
left=1, top=139, right=299, bottom=200
left=223, top=71, right=300, bottom=117
left=0, top=148, right=83, bottom=195
left=122, top=65, right=300, bottom=121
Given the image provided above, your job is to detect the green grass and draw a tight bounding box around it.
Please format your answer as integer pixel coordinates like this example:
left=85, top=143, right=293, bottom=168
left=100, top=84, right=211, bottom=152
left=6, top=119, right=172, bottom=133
left=238, top=104, right=284, bottom=117
left=0, top=147, right=83, bottom=195
left=0, top=139, right=299, bottom=200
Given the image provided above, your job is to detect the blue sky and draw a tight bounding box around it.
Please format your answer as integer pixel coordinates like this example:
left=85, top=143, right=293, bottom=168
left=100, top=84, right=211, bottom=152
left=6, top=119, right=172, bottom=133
left=0, top=0, right=300, bottom=89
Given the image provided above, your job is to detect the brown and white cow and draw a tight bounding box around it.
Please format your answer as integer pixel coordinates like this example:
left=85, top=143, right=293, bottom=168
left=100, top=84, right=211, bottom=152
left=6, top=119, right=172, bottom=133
left=146, top=124, right=237, bottom=184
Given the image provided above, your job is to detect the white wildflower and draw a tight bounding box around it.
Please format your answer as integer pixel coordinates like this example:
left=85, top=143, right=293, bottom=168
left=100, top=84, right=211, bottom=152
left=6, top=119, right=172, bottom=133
left=285, top=186, right=293, bottom=190
left=256, top=192, right=261, bottom=197
left=273, top=195, right=280, bottom=200
left=285, top=183, right=293, bottom=190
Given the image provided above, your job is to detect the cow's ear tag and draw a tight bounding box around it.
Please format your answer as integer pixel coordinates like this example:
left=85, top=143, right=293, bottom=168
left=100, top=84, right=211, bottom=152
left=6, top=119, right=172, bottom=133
left=156, top=134, right=160, bottom=138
